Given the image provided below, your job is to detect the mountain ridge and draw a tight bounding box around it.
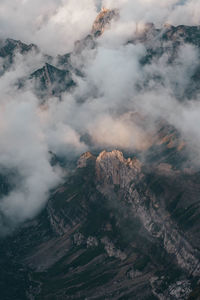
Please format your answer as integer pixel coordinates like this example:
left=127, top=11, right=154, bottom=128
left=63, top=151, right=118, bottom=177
left=1, top=148, right=200, bottom=299
left=0, top=8, right=200, bottom=300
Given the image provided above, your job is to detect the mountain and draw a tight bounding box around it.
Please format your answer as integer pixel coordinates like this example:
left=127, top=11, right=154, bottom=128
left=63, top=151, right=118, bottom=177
left=30, top=63, right=75, bottom=98
left=91, top=7, right=118, bottom=37
left=0, top=38, right=38, bottom=59
left=1, top=146, right=200, bottom=299
left=1, top=8, right=200, bottom=300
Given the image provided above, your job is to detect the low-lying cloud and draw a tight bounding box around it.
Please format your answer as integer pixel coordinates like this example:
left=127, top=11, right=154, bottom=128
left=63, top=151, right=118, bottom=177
left=1, top=0, right=200, bottom=234
left=0, top=0, right=97, bottom=55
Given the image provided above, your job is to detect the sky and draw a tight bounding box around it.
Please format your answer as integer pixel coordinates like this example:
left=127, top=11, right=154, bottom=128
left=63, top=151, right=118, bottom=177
left=0, top=0, right=200, bottom=234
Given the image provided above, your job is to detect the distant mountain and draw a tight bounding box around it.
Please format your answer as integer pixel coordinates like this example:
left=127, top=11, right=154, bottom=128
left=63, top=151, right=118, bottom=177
left=30, top=63, right=75, bottom=98
left=0, top=38, right=38, bottom=59
left=1, top=11, right=200, bottom=100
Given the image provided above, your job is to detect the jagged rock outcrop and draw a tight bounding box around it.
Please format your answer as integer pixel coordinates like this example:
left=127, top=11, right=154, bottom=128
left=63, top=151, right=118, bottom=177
left=96, top=150, right=142, bottom=187
left=0, top=38, right=37, bottom=58
left=31, top=63, right=75, bottom=97
left=92, top=7, right=118, bottom=37
left=0, top=38, right=38, bottom=76
left=77, top=151, right=96, bottom=168
left=133, top=23, right=200, bottom=47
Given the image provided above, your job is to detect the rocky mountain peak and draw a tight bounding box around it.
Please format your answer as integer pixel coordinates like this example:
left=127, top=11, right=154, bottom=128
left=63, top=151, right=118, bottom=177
left=0, top=38, right=37, bottom=57
left=77, top=151, right=96, bottom=168
left=96, top=150, right=142, bottom=187
left=91, top=7, right=118, bottom=37
left=97, top=150, right=125, bottom=162
left=96, top=150, right=141, bottom=169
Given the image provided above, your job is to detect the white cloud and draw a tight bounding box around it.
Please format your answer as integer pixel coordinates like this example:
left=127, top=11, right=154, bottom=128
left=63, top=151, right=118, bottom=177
left=0, top=0, right=97, bottom=55
left=1, top=0, right=200, bottom=233
left=102, top=0, right=200, bottom=26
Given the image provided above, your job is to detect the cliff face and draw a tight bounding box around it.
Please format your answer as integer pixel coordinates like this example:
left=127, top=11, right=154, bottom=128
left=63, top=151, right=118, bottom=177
left=91, top=8, right=118, bottom=37
left=0, top=38, right=37, bottom=59
left=96, top=151, right=200, bottom=276
left=96, top=150, right=142, bottom=187
left=1, top=149, right=200, bottom=300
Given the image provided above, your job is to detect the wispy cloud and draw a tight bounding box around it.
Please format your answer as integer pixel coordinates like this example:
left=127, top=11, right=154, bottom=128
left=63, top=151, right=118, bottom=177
left=0, top=0, right=200, bottom=233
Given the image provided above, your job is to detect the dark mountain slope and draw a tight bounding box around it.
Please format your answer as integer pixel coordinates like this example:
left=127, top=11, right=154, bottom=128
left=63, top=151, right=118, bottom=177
left=30, top=63, right=75, bottom=98
left=0, top=147, right=200, bottom=299
left=0, top=38, right=37, bottom=59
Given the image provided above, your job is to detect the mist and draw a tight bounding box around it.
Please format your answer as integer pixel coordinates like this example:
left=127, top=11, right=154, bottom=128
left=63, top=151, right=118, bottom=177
left=1, top=0, right=200, bottom=233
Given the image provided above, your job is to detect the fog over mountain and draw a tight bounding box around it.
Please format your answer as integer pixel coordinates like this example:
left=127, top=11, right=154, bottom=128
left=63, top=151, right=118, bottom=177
left=0, top=0, right=199, bottom=54
left=0, top=0, right=199, bottom=232
left=1, top=1, right=200, bottom=299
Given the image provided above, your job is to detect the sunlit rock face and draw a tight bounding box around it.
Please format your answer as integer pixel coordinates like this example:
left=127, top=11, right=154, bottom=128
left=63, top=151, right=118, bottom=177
left=96, top=150, right=142, bottom=187
left=0, top=38, right=37, bottom=58
left=91, top=7, right=118, bottom=37
left=132, top=22, right=200, bottom=46
left=77, top=151, right=96, bottom=168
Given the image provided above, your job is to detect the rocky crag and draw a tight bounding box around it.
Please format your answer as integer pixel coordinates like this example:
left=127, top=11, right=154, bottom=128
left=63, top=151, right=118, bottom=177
left=1, top=146, right=200, bottom=299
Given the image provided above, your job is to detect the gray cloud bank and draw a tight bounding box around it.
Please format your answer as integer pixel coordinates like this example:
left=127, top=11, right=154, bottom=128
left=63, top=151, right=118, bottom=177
left=1, top=0, right=200, bottom=234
